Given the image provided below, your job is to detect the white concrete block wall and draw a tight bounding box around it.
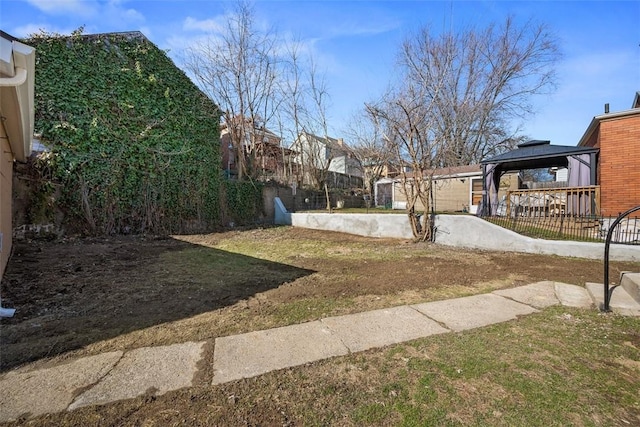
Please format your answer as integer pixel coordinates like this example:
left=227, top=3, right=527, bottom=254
left=274, top=198, right=640, bottom=262
left=290, top=213, right=414, bottom=239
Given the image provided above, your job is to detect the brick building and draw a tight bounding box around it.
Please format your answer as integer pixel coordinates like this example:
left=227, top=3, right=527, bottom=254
left=578, top=92, right=640, bottom=217
left=220, top=116, right=296, bottom=183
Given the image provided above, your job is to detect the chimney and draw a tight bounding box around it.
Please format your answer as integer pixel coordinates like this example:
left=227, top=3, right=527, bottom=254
left=604, top=103, right=610, bottom=114
left=337, top=138, right=344, bottom=146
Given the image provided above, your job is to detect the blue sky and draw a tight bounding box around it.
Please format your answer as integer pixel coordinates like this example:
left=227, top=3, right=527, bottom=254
left=2, top=0, right=639, bottom=147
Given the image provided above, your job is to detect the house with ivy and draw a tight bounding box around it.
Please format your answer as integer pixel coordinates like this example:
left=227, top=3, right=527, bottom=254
left=20, top=30, right=227, bottom=235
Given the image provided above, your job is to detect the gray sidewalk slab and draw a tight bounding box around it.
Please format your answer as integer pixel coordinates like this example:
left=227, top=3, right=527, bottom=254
left=5, top=280, right=639, bottom=422
left=69, top=341, right=205, bottom=410
left=0, top=351, right=123, bottom=422
left=493, top=281, right=560, bottom=308
left=321, top=305, right=449, bottom=353
left=212, top=321, right=349, bottom=385
left=555, top=282, right=595, bottom=308
left=586, top=282, right=640, bottom=316
left=411, top=293, right=538, bottom=332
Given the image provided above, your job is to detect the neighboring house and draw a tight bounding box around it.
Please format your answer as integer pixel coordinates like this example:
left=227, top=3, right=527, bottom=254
left=220, top=116, right=296, bottom=182
left=577, top=92, right=640, bottom=217
left=0, top=32, right=34, bottom=284
left=549, top=167, right=569, bottom=183
left=377, top=161, right=411, bottom=179
left=375, top=165, right=518, bottom=213
left=359, top=158, right=407, bottom=202
left=0, top=32, right=34, bottom=317
left=290, top=131, right=363, bottom=188
left=361, top=158, right=409, bottom=181
left=479, top=92, right=640, bottom=219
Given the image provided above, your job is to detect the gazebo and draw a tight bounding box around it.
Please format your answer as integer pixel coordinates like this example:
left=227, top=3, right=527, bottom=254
left=479, top=140, right=599, bottom=217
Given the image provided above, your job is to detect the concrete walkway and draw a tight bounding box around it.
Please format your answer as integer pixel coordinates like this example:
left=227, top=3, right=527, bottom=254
left=1, top=280, right=639, bottom=422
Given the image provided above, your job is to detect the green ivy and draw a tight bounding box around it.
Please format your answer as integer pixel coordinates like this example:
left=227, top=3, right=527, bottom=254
left=26, top=30, right=225, bottom=234
left=224, top=180, right=264, bottom=225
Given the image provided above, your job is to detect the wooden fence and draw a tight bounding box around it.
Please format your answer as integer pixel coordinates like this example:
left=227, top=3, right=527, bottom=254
left=503, top=186, right=600, bottom=218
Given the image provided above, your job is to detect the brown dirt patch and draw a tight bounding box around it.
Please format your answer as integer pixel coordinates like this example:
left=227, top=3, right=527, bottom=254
left=1, top=226, right=639, bottom=425
left=2, top=227, right=637, bottom=373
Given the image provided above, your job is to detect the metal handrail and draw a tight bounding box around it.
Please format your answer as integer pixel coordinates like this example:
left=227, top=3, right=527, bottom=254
left=603, top=205, right=640, bottom=311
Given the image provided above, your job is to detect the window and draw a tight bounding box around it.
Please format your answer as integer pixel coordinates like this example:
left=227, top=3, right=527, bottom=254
left=471, top=178, right=483, bottom=206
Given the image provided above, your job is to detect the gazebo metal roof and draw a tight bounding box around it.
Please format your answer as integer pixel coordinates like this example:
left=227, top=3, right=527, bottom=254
left=480, top=140, right=598, bottom=171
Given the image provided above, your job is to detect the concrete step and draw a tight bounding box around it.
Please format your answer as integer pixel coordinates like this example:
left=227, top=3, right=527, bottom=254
left=586, top=282, right=640, bottom=316
left=620, top=272, right=640, bottom=304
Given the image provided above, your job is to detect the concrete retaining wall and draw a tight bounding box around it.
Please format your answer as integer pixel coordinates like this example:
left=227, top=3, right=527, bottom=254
left=290, top=212, right=414, bottom=239
left=275, top=198, right=640, bottom=262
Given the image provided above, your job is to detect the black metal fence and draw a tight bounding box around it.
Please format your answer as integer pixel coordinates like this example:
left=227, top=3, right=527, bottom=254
left=480, top=186, right=639, bottom=244
left=290, top=191, right=366, bottom=212
left=484, top=214, right=640, bottom=245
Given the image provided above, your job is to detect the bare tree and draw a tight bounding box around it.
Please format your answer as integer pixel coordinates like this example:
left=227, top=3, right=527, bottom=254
left=345, top=110, right=394, bottom=198
left=366, top=82, right=448, bottom=241
left=183, top=1, right=340, bottom=189
left=184, top=1, right=280, bottom=180
left=366, top=16, right=559, bottom=240
left=277, top=39, right=312, bottom=187
left=283, top=51, right=336, bottom=194
left=400, top=16, right=560, bottom=166
left=308, top=57, right=333, bottom=201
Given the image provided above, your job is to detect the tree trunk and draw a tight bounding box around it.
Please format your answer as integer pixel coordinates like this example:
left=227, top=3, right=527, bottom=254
left=324, top=182, right=331, bottom=211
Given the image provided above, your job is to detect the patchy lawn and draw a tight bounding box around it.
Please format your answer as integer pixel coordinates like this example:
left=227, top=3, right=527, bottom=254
left=1, top=226, right=639, bottom=425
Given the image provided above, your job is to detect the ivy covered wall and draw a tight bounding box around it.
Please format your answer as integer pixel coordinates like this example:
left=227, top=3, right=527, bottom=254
left=26, top=30, right=223, bottom=234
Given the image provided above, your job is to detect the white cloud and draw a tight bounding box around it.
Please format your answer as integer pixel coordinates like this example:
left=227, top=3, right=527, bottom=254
left=26, top=0, right=97, bottom=17
left=562, top=50, right=633, bottom=79
left=165, top=33, right=216, bottom=60
left=25, top=0, right=146, bottom=31
left=183, top=16, right=225, bottom=33
left=119, top=7, right=145, bottom=23
left=327, top=19, right=401, bottom=38
left=550, top=49, right=637, bottom=112
left=93, top=0, right=145, bottom=30
left=12, top=23, right=77, bottom=38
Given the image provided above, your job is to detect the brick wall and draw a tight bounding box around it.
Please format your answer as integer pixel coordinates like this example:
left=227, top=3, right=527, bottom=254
left=599, top=114, right=640, bottom=217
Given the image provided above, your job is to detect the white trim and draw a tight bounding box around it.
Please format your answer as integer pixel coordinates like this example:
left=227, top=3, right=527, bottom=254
left=469, top=177, right=483, bottom=214
left=432, top=170, right=482, bottom=180
left=578, top=107, right=640, bottom=147
left=0, top=67, right=27, bottom=86
left=0, top=34, right=35, bottom=162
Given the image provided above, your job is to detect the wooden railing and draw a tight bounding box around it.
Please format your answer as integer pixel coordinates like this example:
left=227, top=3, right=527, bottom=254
left=504, top=186, right=600, bottom=218
left=483, top=186, right=603, bottom=242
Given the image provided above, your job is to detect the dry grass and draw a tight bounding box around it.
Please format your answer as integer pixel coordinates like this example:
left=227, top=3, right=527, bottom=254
left=2, top=226, right=639, bottom=425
